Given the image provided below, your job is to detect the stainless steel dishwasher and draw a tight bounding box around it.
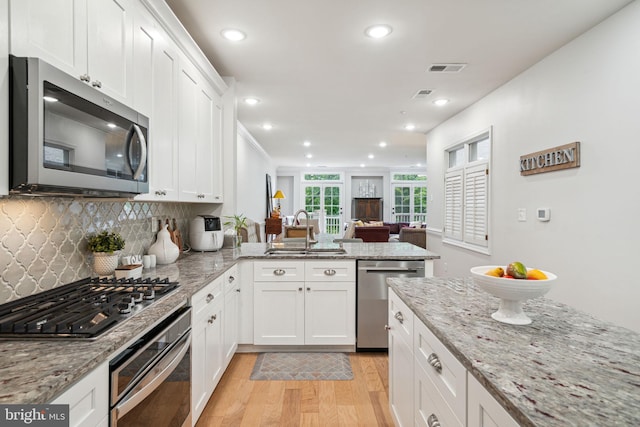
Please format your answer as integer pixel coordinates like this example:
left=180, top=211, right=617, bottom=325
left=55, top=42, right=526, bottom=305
left=356, top=259, right=425, bottom=351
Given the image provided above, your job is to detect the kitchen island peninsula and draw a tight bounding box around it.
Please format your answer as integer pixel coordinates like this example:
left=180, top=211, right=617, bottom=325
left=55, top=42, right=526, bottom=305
left=387, top=276, right=640, bottom=427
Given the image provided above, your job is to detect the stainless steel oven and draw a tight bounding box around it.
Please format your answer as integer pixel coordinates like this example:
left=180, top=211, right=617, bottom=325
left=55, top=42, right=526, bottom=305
left=109, top=306, right=192, bottom=427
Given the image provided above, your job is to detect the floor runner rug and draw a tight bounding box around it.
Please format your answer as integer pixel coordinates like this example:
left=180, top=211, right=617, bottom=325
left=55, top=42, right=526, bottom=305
left=250, top=352, right=353, bottom=380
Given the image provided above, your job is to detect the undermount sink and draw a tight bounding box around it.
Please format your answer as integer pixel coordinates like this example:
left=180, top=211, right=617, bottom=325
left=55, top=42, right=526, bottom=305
left=264, top=246, right=347, bottom=256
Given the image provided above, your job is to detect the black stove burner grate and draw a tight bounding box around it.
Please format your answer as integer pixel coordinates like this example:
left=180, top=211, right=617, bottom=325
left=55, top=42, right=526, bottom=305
left=0, top=277, right=179, bottom=339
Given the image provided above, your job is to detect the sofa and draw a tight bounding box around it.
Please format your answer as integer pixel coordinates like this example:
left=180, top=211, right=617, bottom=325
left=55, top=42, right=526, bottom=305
left=343, top=219, right=426, bottom=245
left=353, top=226, right=391, bottom=242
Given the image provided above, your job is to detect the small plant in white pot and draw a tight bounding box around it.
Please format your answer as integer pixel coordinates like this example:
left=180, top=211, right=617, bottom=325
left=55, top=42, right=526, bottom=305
left=87, top=231, right=125, bottom=276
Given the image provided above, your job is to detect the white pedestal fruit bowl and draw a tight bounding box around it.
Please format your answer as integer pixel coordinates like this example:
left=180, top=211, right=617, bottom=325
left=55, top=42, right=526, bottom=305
left=470, top=266, right=557, bottom=325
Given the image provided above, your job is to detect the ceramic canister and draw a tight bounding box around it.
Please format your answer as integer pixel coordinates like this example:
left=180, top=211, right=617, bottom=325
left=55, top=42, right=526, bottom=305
left=147, top=224, right=179, bottom=264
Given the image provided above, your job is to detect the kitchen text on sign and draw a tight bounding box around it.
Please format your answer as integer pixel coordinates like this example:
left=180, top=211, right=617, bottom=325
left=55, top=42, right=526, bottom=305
left=520, top=142, right=580, bottom=176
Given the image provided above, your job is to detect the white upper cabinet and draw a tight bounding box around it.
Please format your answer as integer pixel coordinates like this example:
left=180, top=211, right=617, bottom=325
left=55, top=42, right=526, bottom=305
left=10, top=0, right=134, bottom=105
left=178, top=55, right=223, bottom=203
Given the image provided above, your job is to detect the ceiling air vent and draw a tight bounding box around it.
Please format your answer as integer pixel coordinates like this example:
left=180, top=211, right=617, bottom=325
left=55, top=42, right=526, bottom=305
left=412, top=89, right=433, bottom=99
left=428, top=63, right=467, bottom=73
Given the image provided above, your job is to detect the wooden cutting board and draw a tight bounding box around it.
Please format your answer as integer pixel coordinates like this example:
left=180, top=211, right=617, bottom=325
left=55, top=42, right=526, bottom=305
left=172, top=218, right=183, bottom=252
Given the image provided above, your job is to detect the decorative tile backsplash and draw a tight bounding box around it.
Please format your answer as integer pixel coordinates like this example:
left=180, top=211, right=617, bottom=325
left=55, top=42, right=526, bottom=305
left=0, top=197, right=196, bottom=303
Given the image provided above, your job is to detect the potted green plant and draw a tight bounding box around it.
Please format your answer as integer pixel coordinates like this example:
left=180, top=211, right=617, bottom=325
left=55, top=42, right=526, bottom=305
left=224, top=214, right=247, bottom=247
left=87, top=231, right=125, bottom=276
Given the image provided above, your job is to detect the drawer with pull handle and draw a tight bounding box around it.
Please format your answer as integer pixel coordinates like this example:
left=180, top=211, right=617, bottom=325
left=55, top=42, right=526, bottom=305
left=192, top=276, right=223, bottom=321
left=253, top=261, right=304, bottom=281
left=387, top=289, right=414, bottom=348
left=415, top=357, right=464, bottom=427
left=304, top=260, right=355, bottom=282
left=414, top=317, right=466, bottom=423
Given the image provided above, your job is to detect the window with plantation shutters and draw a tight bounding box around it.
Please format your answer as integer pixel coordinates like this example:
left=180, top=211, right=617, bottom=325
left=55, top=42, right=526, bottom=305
left=444, top=128, right=491, bottom=253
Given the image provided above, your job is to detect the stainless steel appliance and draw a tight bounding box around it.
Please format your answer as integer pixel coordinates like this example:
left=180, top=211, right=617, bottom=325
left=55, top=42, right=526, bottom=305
left=189, top=215, right=224, bottom=251
left=356, top=259, right=425, bottom=350
left=109, top=306, right=191, bottom=427
left=9, top=56, right=149, bottom=197
left=0, top=277, right=179, bottom=339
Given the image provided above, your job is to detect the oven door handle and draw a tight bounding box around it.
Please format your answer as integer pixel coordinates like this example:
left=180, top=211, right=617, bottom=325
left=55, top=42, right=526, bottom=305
left=115, top=330, right=191, bottom=419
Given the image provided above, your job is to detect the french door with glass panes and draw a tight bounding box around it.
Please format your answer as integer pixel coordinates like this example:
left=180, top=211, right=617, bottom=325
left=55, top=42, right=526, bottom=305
left=302, top=184, right=344, bottom=237
left=391, top=184, right=427, bottom=223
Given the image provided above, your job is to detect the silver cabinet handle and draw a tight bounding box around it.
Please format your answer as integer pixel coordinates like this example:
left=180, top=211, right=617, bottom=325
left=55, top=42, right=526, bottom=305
left=427, top=414, right=441, bottom=427
left=298, top=287, right=303, bottom=291
left=394, top=311, right=404, bottom=324
left=306, top=287, right=311, bottom=291
left=273, top=269, right=286, bottom=276
left=228, top=275, right=235, bottom=283
left=324, top=269, right=336, bottom=276
left=206, top=293, right=214, bottom=303
left=235, top=288, right=240, bottom=293
left=91, top=79, right=102, bottom=88
left=79, top=74, right=90, bottom=82
left=427, top=353, right=442, bottom=374
left=154, top=190, right=167, bottom=196
left=197, top=194, right=205, bottom=199
left=384, top=325, right=391, bottom=331
left=208, top=314, right=217, bottom=324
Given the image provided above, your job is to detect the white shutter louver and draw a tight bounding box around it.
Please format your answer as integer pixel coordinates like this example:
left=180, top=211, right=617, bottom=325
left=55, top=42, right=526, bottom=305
left=463, top=165, right=488, bottom=247
left=444, top=170, right=463, bottom=240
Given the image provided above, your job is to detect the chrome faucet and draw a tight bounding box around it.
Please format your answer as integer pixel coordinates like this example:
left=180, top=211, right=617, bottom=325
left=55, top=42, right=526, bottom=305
left=292, top=209, right=311, bottom=250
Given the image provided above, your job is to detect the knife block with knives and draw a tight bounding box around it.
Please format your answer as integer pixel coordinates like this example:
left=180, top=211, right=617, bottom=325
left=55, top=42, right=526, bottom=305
left=159, top=218, right=183, bottom=252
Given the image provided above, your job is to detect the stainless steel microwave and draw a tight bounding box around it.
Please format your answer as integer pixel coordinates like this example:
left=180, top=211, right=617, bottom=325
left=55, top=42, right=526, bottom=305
left=9, top=56, right=149, bottom=197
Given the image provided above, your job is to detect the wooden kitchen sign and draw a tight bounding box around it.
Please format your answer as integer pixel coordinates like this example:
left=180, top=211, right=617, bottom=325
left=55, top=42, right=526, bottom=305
left=520, top=141, right=580, bottom=176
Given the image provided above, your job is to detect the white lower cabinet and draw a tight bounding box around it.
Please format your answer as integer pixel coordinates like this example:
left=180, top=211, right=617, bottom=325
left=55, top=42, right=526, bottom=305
left=253, top=260, right=355, bottom=346
left=388, top=287, right=414, bottom=427
left=191, top=276, right=224, bottom=423
left=222, top=264, right=240, bottom=365
left=50, top=361, right=109, bottom=427
left=388, top=289, right=519, bottom=427
left=468, top=374, right=519, bottom=427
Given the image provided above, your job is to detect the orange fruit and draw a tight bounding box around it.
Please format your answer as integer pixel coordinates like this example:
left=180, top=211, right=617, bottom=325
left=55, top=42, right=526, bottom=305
left=527, top=269, right=548, bottom=280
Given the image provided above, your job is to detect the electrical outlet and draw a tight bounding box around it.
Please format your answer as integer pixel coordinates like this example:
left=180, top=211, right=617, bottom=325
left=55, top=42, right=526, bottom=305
left=151, top=217, right=158, bottom=232
left=517, top=208, right=527, bottom=222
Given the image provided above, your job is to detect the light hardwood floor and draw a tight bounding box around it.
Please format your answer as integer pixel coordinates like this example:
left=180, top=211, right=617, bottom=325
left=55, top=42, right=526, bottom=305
left=196, top=352, right=394, bottom=427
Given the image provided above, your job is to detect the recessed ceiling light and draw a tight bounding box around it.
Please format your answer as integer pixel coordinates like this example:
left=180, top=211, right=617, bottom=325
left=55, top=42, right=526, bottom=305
left=433, top=99, right=449, bottom=106
left=244, top=97, right=260, bottom=105
left=365, top=24, right=392, bottom=39
left=220, top=28, right=246, bottom=41
left=404, top=123, right=416, bottom=131
left=368, top=154, right=374, bottom=159
left=303, top=141, right=311, bottom=147
left=305, top=153, right=313, bottom=159
left=306, top=163, right=311, bottom=167
left=262, top=123, right=273, bottom=130
left=379, top=141, right=387, bottom=148
left=360, top=163, right=366, bottom=168
left=416, top=163, right=422, bottom=167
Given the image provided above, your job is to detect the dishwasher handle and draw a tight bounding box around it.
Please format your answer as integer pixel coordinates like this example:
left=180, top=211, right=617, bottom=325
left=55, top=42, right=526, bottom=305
left=362, top=267, right=422, bottom=274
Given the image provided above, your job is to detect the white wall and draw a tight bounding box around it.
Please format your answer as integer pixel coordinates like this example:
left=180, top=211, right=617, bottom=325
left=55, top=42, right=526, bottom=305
left=425, top=1, right=640, bottom=332
left=236, top=123, right=276, bottom=228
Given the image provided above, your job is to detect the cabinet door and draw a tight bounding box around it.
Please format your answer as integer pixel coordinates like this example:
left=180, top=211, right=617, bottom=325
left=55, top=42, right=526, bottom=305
left=210, top=91, right=224, bottom=202
left=191, top=316, right=207, bottom=421
left=177, top=57, right=199, bottom=202
left=254, top=282, right=304, bottom=345
left=415, top=361, right=463, bottom=427
left=304, top=282, right=355, bottom=345
left=389, top=324, right=414, bottom=427
left=51, top=361, right=109, bottom=427
left=131, top=4, right=156, bottom=117
left=238, top=261, right=254, bottom=344
left=138, top=34, right=180, bottom=201
left=10, top=0, right=87, bottom=79
left=86, top=0, right=133, bottom=103
left=195, top=79, right=217, bottom=202
left=468, top=374, right=519, bottom=427
left=223, top=266, right=240, bottom=364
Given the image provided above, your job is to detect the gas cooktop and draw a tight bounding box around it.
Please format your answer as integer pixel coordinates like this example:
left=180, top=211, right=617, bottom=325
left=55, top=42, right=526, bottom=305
left=0, top=277, right=179, bottom=339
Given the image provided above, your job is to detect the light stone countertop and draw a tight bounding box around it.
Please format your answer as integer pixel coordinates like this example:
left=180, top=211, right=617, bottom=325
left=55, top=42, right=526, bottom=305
left=0, top=242, right=438, bottom=404
left=388, top=277, right=640, bottom=427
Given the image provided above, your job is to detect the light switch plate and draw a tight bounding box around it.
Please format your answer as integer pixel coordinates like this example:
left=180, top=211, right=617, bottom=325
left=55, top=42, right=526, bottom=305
left=517, top=208, right=527, bottom=222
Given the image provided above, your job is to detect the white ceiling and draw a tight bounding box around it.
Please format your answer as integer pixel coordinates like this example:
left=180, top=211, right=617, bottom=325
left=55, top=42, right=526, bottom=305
left=165, top=0, right=633, bottom=170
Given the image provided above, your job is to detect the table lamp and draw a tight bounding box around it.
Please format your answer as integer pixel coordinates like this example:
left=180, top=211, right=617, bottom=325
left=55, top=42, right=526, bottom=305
left=273, top=190, right=285, bottom=217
